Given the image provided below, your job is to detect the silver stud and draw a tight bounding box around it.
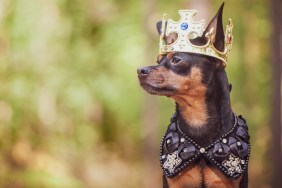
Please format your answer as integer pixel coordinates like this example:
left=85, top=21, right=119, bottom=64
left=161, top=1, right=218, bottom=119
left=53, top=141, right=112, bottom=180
left=222, top=138, right=227, bottom=143
left=237, top=142, right=242, bottom=146
left=167, top=140, right=171, bottom=144
left=162, top=155, right=166, bottom=159
left=183, top=148, right=188, bottom=152
left=241, top=160, right=245, bottom=164
left=218, top=148, right=223, bottom=153
left=200, top=148, right=205, bottom=153
left=180, top=138, right=185, bottom=142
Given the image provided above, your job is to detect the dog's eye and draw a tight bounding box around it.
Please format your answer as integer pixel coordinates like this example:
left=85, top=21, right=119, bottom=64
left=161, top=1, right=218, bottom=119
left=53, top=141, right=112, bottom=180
left=172, top=57, right=182, bottom=64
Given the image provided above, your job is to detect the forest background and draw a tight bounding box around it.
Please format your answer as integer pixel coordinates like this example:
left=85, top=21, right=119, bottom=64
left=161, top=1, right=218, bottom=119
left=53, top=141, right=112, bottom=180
left=0, top=0, right=281, bottom=187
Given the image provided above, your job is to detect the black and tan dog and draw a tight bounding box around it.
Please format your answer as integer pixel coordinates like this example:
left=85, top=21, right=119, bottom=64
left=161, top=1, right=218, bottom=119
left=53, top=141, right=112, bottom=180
left=137, top=3, right=250, bottom=188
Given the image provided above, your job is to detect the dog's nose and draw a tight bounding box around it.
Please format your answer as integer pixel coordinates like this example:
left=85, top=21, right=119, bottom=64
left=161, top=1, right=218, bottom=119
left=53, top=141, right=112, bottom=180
left=137, top=67, right=152, bottom=76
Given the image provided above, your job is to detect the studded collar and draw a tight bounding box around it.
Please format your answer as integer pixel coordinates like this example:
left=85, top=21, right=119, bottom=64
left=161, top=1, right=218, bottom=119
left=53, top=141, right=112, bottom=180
left=160, top=113, right=251, bottom=179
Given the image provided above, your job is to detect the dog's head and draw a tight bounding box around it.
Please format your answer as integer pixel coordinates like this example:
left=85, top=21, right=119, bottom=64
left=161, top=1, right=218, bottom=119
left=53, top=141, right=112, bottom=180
left=138, top=4, right=227, bottom=100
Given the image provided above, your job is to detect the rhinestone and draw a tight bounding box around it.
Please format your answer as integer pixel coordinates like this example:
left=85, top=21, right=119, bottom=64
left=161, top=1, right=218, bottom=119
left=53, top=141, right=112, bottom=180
left=163, top=151, right=182, bottom=173
left=180, top=138, right=185, bottom=142
left=222, top=138, right=227, bottom=143
left=162, top=155, right=166, bottom=159
left=180, top=22, right=189, bottom=30
left=222, top=154, right=243, bottom=175
left=183, top=148, right=188, bottom=152
left=237, top=142, right=242, bottom=146
left=167, top=140, right=171, bottom=144
left=218, top=148, right=223, bottom=153
left=241, top=160, right=245, bottom=164
left=200, top=148, right=205, bottom=153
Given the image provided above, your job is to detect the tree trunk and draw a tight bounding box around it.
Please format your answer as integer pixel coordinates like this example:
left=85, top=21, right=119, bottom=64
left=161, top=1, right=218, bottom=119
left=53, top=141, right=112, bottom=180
left=270, top=0, right=282, bottom=187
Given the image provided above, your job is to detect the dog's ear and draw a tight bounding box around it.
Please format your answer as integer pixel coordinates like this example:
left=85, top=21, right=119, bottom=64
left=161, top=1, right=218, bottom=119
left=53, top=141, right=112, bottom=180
left=203, top=3, right=225, bottom=52
left=156, top=21, right=163, bottom=35
left=156, top=21, right=178, bottom=45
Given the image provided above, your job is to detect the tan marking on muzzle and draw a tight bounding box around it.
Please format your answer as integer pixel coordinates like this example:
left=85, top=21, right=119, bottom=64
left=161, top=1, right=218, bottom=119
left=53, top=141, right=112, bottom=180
left=143, top=66, right=208, bottom=127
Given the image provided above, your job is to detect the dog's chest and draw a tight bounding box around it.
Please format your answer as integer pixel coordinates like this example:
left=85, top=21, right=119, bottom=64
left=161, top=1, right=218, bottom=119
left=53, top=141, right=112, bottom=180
left=167, top=164, right=241, bottom=188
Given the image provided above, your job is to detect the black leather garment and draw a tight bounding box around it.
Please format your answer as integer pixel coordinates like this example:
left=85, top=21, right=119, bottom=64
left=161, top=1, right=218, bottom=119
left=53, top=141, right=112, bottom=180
left=160, top=113, right=250, bottom=179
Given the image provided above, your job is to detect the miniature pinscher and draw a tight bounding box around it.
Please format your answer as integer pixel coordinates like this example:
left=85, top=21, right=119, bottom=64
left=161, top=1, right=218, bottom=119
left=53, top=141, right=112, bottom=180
left=137, top=3, right=250, bottom=188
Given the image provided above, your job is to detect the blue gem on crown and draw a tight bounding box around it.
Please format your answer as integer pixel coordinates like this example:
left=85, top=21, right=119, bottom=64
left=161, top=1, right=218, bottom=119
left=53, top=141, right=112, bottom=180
left=180, top=22, right=188, bottom=30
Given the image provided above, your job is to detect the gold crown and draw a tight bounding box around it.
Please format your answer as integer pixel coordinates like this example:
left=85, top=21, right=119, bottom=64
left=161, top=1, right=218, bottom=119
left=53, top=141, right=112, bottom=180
left=159, top=10, right=233, bottom=66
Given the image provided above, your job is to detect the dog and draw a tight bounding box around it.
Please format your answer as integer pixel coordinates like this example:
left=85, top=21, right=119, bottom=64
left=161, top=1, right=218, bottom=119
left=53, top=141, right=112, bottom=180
left=137, top=3, right=250, bottom=188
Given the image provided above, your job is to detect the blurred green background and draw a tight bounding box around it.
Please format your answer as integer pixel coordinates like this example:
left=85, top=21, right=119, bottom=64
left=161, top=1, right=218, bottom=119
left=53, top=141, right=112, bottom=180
left=0, top=0, right=277, bottom=187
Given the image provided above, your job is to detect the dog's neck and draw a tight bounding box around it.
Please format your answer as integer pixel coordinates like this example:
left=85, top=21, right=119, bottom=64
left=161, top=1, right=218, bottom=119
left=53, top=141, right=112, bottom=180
left=174, top=69, right=234, bottom=146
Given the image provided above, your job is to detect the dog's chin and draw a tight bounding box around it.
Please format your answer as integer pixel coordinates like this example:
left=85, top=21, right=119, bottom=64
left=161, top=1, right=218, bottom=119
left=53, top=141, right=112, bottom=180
left=139, top=83, right=175, bottom=96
